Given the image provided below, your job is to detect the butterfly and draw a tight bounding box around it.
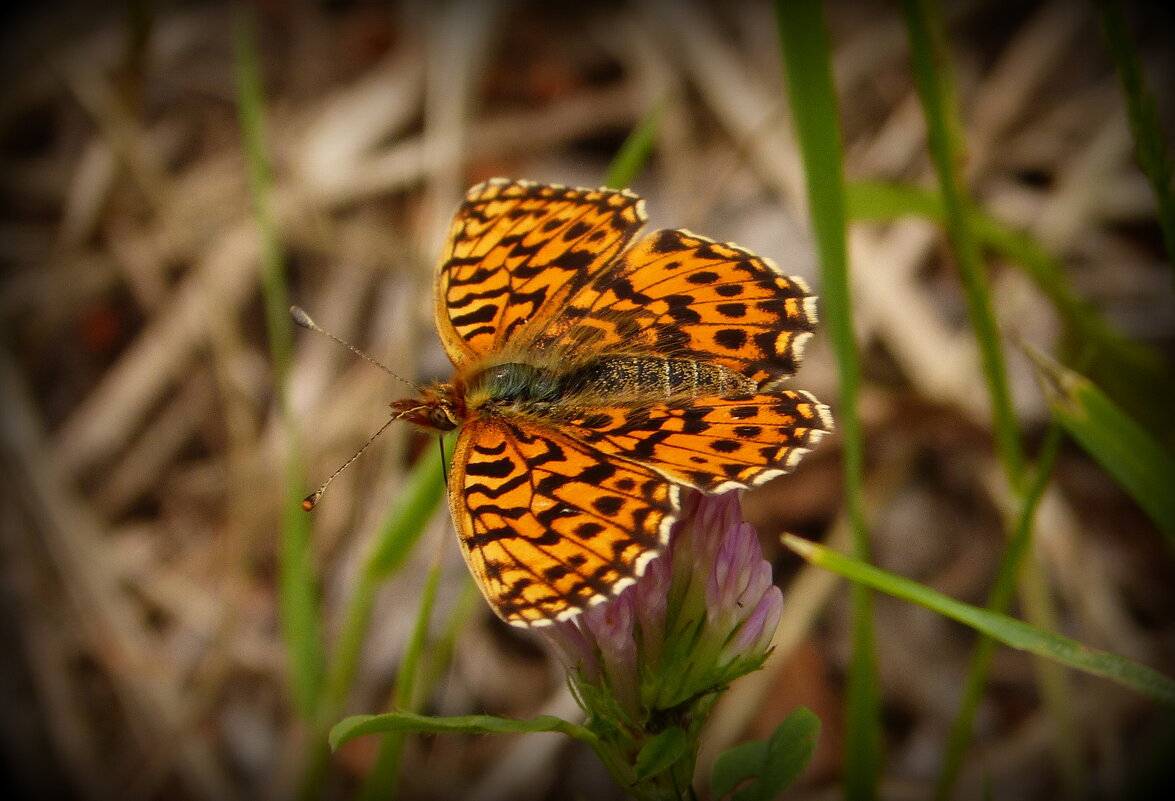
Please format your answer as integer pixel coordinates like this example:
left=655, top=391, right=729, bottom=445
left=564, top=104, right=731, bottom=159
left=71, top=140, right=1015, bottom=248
left=391, top=179, right=830, bottom=627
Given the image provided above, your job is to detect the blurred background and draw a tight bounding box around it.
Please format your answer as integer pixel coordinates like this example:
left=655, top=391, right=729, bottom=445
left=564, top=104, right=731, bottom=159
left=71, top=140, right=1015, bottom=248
left=1, top=1, right=1172, bottom=799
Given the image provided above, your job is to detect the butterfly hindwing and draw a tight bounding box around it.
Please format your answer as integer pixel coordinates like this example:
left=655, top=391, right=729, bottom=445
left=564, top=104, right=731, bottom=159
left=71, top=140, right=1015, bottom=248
left=556, top=390, right=832, bottom=493
left=450, top=416, right=679, bottom=626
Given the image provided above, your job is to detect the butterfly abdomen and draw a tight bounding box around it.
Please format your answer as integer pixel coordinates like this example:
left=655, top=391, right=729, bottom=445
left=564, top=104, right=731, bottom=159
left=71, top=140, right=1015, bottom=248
left=559, top=355, right=757, bottom=400
left=465, top=356, right=760, bottom=421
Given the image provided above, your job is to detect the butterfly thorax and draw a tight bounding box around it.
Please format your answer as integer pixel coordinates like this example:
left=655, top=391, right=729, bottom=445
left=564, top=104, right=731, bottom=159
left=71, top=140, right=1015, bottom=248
left=394, top=354, right=760, bottom=434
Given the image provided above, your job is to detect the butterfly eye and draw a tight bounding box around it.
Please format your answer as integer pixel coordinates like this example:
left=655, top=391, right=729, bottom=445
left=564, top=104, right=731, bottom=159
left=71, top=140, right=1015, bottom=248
left=430, top=407, right=458, bottom=431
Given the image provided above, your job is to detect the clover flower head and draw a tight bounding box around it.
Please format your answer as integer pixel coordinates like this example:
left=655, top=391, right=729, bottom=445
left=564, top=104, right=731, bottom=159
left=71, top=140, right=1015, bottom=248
left=543, top=490, right=783, bottom=798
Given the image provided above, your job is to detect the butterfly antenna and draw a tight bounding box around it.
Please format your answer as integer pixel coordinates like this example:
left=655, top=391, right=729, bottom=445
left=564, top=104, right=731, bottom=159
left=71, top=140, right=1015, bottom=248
left=301, top=405, right=428, bottom=511
left=290, top=305, right=419, bottom=391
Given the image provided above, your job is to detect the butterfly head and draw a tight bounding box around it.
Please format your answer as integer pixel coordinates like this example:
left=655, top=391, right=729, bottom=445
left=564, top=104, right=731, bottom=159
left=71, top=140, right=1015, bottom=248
left=391, top=382, right=463, bottom=432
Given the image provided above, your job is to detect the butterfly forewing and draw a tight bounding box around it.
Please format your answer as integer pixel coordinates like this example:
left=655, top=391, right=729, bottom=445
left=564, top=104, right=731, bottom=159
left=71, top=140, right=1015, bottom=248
left=529, top=228, right=817, bottom=388
left=435, top=179, right=646, bottom=367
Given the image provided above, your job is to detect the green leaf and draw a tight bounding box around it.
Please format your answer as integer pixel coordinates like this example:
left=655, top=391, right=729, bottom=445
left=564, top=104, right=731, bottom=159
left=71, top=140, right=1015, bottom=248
left=329, top=711, right=596, bottom=751
left=1025, top=345, right=1175, bottom=540
left=634, top=726, right=690, bottom=781
left=711, top=739, right=769, bottom=800
left=935, top=425, right=1067, bottom=800
left=783, top=535, right=1175, bottom=707
left=710, top=708, right=820, bottom=801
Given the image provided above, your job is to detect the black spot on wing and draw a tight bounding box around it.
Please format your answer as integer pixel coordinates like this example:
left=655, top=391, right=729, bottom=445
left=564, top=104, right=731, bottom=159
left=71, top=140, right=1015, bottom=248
left=592, top=496, right=623, bottom=516
left=715, top=328, right=747, bottom=350
left=552, top=248, right=596, bottom=272
left=575, top=522, right=605, bottom=540
left=563, top=220, right=592, bottom=241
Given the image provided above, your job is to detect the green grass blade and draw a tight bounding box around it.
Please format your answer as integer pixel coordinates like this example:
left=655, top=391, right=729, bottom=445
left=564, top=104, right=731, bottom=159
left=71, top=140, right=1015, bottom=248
left=900, top=0, right=1025, bottom=487
left=355, top=582, right=480, bottom=799
left=322, top=439, right=448, bottom=714
left=365, top=437, right=451, bottom=579
left=1026, top=345, right=1175, bottom=540
left=847, top=179, right=1175, bottom=449
left=291, top=438, right=450, bottom=799
left=934, top=423, right=1065, bottom=799
left=356, top=557, right=444, bottom=801
left=233, top=8, right=323, bottom=719
left=898, top=2, right=1091, bottom=788
left=782, top=535, right=1175, bottom=707
left=330, top=711, right=598, bottom=751
left=319, top=383, right=449, bottom=740
left=604, top=97, right=668, bottom=190
left=1092, top=0, right=1175, bottom=271
left=775, top=1, right=880, bottom=796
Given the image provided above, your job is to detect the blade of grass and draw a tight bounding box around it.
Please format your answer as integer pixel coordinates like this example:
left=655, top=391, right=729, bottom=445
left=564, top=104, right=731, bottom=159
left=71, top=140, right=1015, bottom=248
left=900, top=2, right=1089, bottom=791
left=297, top=437, right=450, bottom=800
left=331, top=710, right=598, bottom=750
left=603, top=97, right=668, bottom=190
left=1026, top=345, right=1175, bottom=540
left=934, top=423, right=1065, bottom=799
left=338, top=708, right=643, bottom=801
left=1015, top=536, right=1084, bottom=799
left=324, top=438, right=449, bottom=711
left=233, top=9, right=323, bottom=719
left=1092, top=0, right=1175, bottom=272
left=782, top=535, right=1175, bottom=707
left=775, top=2, right=880, bottom=796
left=900, top=0, right=1025, bottom=487
left=849, top=178, right=1168, bottom=792
left=410, top=583, right=482, bottom=709
left=847, top=179, right=1175, bottom=449
left=356, top=555, right=444, bottom=801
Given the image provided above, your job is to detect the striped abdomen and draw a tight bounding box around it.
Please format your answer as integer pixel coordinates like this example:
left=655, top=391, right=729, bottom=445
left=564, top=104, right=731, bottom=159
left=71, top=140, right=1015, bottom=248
left=465, top=355, right=757, bottom=417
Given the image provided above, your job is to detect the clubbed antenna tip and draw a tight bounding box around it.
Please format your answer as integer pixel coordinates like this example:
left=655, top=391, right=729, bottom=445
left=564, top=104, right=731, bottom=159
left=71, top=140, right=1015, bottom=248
left=290, top=305, right=316, bottom=329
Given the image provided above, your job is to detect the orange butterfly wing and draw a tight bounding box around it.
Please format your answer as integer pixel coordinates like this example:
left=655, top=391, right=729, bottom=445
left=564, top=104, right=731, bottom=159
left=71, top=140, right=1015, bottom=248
left=556, top=391, right=832, bottom=494
left=534, top=228, right=817, bottom=388
left=435, top=179, right=645, bottom=367
left=450, top=416, right=680, bottom=626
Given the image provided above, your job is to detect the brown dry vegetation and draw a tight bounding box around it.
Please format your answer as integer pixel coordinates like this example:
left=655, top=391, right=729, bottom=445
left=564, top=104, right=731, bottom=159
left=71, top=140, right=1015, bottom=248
left=1, top=1, right=1172, bottom=800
